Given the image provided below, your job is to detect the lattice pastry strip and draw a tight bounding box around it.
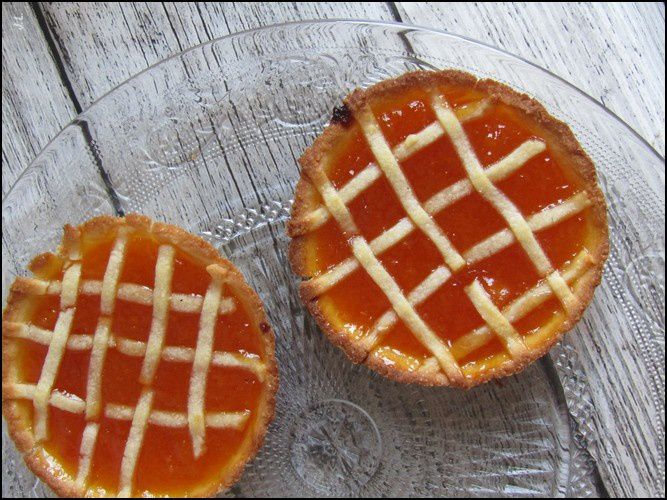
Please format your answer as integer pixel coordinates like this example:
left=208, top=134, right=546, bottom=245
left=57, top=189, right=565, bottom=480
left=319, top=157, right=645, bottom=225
left=33, top=308, right=76, bottom=440
left=306, top=138, right=548, bottom=297
left=118, top=244, right=174, bottom=496
left=296, top=98, right=490, bottom=234
left=76, top=227, right=130, bottom=487
left=463, top=193, right=590, bottom=263
left=13, top=277, right=236, bottom=315
left=106, top=404, right=249, bottom=429
left=139, top=245, right=176, bottom=385
left=86, top=228, right=130, bottom=420
left=464, top=280, right=528, bottom=357
left=76, top=422, right=99, bottom=487
left=356, top=106, right=466, bottom=271
left=303, top=136, right=464, bottom=383
left=188, top=265, right=226, bottom=458
left=3, top=323, right=264, bottom=376
left=430, top=92, right=577, bottom=313
left=5, top=383, right=250, bottom=430
left=32, top=227, right=83, bottom=441
left=118, top=389, right=154, bottom=497
left=360, top=192, right=590, bottom=350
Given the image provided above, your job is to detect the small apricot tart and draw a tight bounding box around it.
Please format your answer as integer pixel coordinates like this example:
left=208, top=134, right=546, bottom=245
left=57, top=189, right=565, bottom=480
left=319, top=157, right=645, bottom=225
left=2, top=214, right=277, bottom=497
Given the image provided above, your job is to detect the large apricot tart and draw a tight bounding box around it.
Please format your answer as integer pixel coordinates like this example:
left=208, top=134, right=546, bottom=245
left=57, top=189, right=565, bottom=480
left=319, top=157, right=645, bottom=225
left=288, top=70, right=608, bottom=387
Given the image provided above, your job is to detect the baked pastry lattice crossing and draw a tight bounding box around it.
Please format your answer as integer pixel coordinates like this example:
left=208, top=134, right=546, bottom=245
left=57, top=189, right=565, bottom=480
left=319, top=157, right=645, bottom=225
left=3, top=215, right=277, bottom=497
left=289, top=71, right=608, bottom=386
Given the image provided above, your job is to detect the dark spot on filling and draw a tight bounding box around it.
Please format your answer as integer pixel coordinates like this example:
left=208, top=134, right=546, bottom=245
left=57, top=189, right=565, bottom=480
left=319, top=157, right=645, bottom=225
left=259, top=322, right=270, bottom=333
left=331, top=103, right=353, bottom=127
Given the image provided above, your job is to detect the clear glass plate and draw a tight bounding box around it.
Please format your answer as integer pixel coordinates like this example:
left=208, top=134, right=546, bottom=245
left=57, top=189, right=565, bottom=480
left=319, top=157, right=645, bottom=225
left=2, top=20, right=664, bottom=498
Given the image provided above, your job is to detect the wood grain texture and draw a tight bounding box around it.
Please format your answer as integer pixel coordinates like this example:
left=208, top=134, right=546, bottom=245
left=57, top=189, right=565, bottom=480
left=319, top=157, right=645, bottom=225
left=1, top=2, right=76, bottom=196
left=395, top=2, right=666, bottom=156
left=38, top=2, right=394, bottom=108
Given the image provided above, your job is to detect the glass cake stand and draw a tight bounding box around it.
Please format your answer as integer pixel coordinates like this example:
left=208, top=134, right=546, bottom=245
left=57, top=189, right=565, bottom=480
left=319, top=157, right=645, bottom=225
left=2, top=20, right=664, bottom=498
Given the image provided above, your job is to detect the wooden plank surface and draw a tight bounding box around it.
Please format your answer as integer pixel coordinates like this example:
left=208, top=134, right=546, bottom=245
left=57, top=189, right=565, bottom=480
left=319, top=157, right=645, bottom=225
left=1, top=2, right=76, bottom=196
left=1, top=2, right=664, bottom=498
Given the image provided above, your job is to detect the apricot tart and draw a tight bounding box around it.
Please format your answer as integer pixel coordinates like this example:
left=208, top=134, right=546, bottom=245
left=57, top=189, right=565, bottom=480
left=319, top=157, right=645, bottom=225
left=288, top=70, right=608, bottom=387
left=2, top=215, right=277, bottom=497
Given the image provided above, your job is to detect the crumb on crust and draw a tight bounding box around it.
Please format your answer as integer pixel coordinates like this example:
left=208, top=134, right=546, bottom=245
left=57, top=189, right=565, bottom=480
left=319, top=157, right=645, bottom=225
left=330, top=103, right=353, bottom=127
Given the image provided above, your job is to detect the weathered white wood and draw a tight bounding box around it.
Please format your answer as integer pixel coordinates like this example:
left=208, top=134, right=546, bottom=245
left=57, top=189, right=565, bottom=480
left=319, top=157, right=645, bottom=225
left=1, top=3, right=76, bottom=196
left=1, top=3, right=664, bottom=498
left=395, top=2, right=666, bottom=156
left=38, top=2, right=395, bottom=108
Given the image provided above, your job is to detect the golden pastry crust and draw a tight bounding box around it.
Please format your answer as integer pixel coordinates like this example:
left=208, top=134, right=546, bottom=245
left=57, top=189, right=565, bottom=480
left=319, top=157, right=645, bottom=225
left=288, top=69, right=609, bottom=388
left=2, top=214, right=278, bottom=497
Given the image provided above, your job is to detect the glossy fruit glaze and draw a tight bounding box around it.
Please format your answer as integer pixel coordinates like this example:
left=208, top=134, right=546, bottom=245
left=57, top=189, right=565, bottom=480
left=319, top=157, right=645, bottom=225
left=15, top=228, right=269, bottom=496
left=302, top=85, right=596, bottom=372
